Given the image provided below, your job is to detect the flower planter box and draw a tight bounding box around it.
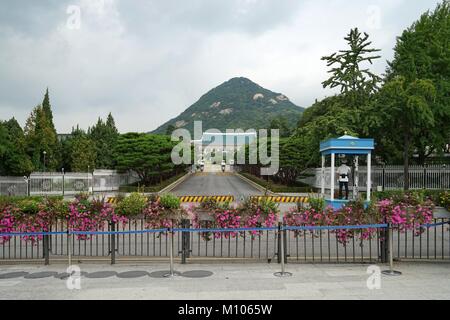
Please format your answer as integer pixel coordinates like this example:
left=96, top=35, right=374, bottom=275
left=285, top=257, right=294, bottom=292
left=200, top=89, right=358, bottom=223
left=195, top=209, right=215, bottom=222
left=161, top=209, right=185, bottom=220
left=433, top=206, right=450, bottom=218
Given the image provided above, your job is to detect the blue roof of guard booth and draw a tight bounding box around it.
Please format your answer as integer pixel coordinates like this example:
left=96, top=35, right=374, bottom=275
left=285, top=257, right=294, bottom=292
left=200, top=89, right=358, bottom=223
left=320, top=135, right=374, bottom=155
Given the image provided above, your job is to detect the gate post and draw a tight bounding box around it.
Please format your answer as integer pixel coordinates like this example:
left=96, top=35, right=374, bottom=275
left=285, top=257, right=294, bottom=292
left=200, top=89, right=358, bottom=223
left=180, top=219, right=190, bottom=264
left=110, top=221, right=116, bottom=265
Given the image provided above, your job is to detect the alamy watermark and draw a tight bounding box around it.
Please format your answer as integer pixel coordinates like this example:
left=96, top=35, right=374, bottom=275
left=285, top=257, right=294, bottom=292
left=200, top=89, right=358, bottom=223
left=366, top=265, right=381, bottom=290
left=66, top=5, right=81, bottom=30
left=366, top=5, right=382, bottom=30
left=66, top=265, right=82, bottom=290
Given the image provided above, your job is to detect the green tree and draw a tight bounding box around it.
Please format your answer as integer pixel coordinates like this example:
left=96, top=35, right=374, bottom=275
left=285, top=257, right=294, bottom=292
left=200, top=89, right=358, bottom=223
left=295, top=95, right=359, bottom=166
left=70, top=133, right=97, bottom=172
left=269, top=116, right=292, bottom=138
left=42, top=88, right=55, bottom=131
left=114, top=133, right=179, bottom=185
left=0, top=119, right=33, bottom=176
left=88, top=113, right=119, bottom=169
left=165, top=124, right=176, bottom=136
left=60, top=125, right=85, bottom=172
left=24, top=89, right=60, bottom=171
left=321, top=28, right=382, bottom=109
left=366, top=76, right=436, bottom=190
left=385, top=0, right=450, bottom=163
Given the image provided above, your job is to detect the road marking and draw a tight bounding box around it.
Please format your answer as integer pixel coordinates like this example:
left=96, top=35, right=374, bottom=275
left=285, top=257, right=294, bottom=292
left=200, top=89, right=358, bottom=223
left=107, top=195, right=307, bottom=203
left=249, top=196, right=309, bottom=203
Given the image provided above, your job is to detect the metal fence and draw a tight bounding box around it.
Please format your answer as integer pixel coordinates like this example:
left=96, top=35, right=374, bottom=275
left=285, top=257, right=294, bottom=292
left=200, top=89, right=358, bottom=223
left=0, top=177, right=28, bottom=196
left=0, top=170, right=138, bottom=196
left=29, top=172, right=93, bottom=196
left=305, top=165, right=450, bottom=191
left=1, top=218, right=449, bottom=263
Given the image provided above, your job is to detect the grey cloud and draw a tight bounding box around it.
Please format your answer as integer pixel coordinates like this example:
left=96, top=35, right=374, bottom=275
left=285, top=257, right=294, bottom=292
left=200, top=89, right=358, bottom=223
left=117, top=0, right=302, bottom=36
left=0, top=0, right=443, bottom=133
left=0, top=0, right=69, bottom=36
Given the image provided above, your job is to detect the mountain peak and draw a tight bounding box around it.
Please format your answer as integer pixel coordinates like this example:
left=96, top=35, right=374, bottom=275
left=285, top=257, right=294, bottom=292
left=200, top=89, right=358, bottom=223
left=225, top=77, right=254, bottom=84
left=220, top=77, right=262, bottom=90
left=152, top=78, right=304, bottom=134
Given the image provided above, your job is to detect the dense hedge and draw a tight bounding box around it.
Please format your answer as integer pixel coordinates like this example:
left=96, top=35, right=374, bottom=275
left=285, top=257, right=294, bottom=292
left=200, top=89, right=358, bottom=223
left=239, top=172, right=314, bottom=193
left=118, top=172, right=186, bottom=193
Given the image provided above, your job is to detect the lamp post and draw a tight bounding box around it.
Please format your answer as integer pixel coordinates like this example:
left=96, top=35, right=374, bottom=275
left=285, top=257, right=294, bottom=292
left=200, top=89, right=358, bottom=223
left=23, top=176, right=30, bottom=197
left=43, top=151, right=47, bottom=172
left=62, top=168, right=65, bottom=197
left=87, top=165, right=91, bottom=195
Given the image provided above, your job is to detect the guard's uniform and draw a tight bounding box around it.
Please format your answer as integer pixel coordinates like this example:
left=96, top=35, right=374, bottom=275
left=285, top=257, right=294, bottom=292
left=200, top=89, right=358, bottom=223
left=337, top=164, right=351, bottom=200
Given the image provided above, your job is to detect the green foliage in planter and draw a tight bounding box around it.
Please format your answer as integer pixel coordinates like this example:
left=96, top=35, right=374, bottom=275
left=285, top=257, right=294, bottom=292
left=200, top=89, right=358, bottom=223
left=257, top=197, right=279, bottom=215
left=43, top=197, right=69, bottom=219
left=238, top=197, right=279, bottom=217
left=308, top=195, right=325, bottom=211
left=199, top=198, right=219, bottom=210
left=0, top=196, right=62, bottom=208
left=373, top=190, right=448, bottom=206
left=16, top=198, right=41, bottom=214
left=116, top=192, right=147, bottom=217
left=159, top=193, right=180, bottom=210
left=0, top=196, right=68, bottom=217
left=438, top=191, right=450, bottom=210
left=75, top=193, right=90, bottom=202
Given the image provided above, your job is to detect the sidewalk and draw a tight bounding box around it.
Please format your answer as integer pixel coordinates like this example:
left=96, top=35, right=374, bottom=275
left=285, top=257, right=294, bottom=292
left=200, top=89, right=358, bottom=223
left=1, top=262, right=450, bottom=300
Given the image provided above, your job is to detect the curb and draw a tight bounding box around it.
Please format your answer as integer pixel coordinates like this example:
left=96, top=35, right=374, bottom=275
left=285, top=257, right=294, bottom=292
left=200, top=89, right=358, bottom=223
left=158, top=172, right=192, bottom=195
left=236, top=173, right=277, bottom=196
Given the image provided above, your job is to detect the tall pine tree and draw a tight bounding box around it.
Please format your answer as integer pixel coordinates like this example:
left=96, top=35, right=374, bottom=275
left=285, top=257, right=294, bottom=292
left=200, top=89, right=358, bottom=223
left=0, top=118, right=33, bottom=176
left=321, top=28, right=382, bottom=109
left=88, top=113, right=119, bottom=169
left=24, top=89, right=60, bottom=171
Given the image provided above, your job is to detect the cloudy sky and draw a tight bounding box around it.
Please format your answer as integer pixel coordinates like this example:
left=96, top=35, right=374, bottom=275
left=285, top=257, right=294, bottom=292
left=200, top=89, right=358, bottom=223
left=0, top=0, right=441, bottom=133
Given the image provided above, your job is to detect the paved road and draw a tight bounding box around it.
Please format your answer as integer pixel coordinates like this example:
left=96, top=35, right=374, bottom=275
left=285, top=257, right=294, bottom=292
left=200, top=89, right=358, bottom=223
left=1, top=262, right=450, bottom=299
left=171, top=172, right=263, bottom=198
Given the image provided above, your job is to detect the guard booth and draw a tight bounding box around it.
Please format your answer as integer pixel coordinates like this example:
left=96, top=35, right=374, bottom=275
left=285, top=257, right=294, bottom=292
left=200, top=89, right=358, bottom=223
left=319, top=135, right=375, bottom=210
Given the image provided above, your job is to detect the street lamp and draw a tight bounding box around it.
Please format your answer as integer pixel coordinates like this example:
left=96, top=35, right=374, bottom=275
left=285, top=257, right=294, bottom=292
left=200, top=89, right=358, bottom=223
left=62, top=168, right=65, bottom=197
left=23, top=176, right=29, bottom=197
left=43, top=151, right=47, bottom=172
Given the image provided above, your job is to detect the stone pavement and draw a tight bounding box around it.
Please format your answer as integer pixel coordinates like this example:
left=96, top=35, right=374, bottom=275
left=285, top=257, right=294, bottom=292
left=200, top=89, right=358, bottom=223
left=1, top=262, right=449, bottom=300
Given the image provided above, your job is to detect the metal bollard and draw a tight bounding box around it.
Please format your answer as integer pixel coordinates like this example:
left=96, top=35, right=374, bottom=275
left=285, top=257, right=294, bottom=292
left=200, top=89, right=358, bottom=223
left=180, top=219, right=190, bottom=264
left=382, top=224, right=402, bottom=276
left=68, top=230, right=72, bottom=266
left=43, top=234, right=50, bottom=265
left=276, top=222, right=288, bottom=264
left=380, top=222, right=389, bottom=263
left=274, top=223, right=292, bottom=277
left=164, top=225, right=179, bottom=278
left=110, top=221, right=116, bottom=265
